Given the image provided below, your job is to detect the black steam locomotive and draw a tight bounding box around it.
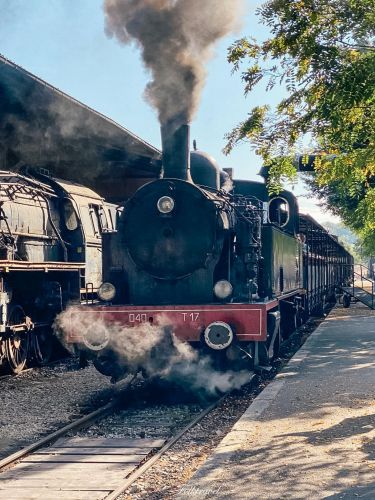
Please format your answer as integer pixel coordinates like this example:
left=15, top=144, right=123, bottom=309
left=0, top=170, right=116, bottom=373
left=68, top=122, right=353, bottom=377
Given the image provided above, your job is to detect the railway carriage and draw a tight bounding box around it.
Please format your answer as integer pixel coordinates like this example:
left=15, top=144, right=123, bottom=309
left=299, top=214, right=352, bottom=314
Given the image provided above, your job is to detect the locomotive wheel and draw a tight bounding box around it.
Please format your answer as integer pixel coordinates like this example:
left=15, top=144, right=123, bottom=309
left=225, top=343, right=254, bottom=372
left=257, top=342, right=270, bottom=367
left=280, top=314, right=296, bottom=339
left=296, top=306, right=304, bottom=328
left=31, top=328, right=53, bottom=366
left=5, top=305, right=30, bottom=374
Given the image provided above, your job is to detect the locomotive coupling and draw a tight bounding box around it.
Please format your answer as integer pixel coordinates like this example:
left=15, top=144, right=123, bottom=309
left=204, top=321, right=234, bottom=350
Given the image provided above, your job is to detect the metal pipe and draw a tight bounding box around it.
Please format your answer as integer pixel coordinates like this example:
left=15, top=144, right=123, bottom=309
left=161, top=119, right=192, bottom=182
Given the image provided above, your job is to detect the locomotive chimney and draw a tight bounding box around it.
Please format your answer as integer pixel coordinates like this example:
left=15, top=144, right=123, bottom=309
left=161, top=118, right=192, bottom=182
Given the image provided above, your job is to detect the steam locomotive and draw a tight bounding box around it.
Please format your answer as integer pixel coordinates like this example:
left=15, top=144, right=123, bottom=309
left=0, top=169, right=116, bottom=373
left=67, top=122, right=353, bottom=378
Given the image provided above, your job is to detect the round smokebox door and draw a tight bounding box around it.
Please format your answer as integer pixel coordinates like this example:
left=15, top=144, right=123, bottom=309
left=204, top=321, right=233, bottom=350
left=124, top=180, right=217, bottom=279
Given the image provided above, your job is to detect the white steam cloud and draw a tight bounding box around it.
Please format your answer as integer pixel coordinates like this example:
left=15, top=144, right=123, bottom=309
left=55, top=307, right=252, bottom=396
left=103, top=0, right=244, bottom=124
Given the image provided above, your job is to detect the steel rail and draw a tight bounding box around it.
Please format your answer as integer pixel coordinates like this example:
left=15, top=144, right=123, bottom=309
left=104, top=395, right=227, bottom=500
left=0, top=366, right=34, bottom=381
left=0, top=373, right=136, bottom=471
left=0, top=356, right=72, bottom=381
left=0, top=386, right=239, bottom=498
left=0, top=399, right=119, bottom=471
left=105, top=374, right=256, bottom=500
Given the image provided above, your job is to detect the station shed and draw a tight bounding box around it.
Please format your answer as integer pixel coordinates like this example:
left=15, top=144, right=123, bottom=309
left=0, top=54, right=162, bottom=202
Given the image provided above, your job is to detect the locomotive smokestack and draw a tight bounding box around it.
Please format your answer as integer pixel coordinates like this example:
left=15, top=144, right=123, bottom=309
left=161, top=119, right=192, bottom=181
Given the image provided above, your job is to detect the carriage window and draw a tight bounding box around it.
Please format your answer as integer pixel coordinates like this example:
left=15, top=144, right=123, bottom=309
left=63, top=199, right=78, bottom=231
left=268, top=197, right=290, bottom=227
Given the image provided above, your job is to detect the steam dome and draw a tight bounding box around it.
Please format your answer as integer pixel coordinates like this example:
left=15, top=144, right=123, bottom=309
left=190, top=150, right=220, bottom=190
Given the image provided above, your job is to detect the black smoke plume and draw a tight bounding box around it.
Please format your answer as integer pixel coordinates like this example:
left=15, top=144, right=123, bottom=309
left=104, top=0, right=244, bottom=125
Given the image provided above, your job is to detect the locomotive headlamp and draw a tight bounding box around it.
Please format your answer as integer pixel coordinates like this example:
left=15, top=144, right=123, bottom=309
left=214, top=280, right=233, bottom=300
left=97, top=282, right=116, bottom=302
left=157, top=196, right=175, bottom=214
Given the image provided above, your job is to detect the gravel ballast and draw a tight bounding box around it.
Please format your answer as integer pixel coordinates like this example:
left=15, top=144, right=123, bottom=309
left=0, top=358, right=115, bottom=459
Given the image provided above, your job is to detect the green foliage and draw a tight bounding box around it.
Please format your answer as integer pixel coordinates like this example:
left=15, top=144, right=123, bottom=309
left=226, top=0, right=375, bottom=251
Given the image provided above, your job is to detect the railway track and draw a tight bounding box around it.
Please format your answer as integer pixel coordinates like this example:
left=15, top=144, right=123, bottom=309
left=0, top=312, right=326, bottom=500
left=0, top=377, right=233, bottom=500
left=0, top=313, right=326, bottom=499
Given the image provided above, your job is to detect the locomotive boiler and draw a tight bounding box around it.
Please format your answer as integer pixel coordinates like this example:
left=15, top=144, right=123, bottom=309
left=68, top=120, right=353, bottom=378
left=108, top=123, right=263, bottom=307
left=0, top=169, right=117, bottom=373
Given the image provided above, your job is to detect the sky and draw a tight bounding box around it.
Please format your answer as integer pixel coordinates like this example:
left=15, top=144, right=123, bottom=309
left=0, top=0, right=339, bottom=223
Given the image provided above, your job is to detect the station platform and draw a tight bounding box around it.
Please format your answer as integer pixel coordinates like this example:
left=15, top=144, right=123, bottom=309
left=177, top=303, right=375, bottom=500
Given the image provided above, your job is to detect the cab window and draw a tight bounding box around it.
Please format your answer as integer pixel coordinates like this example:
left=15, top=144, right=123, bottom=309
left=268, top=197, right=290, bottom=227
left=89, top=205, right=100, bottom=236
